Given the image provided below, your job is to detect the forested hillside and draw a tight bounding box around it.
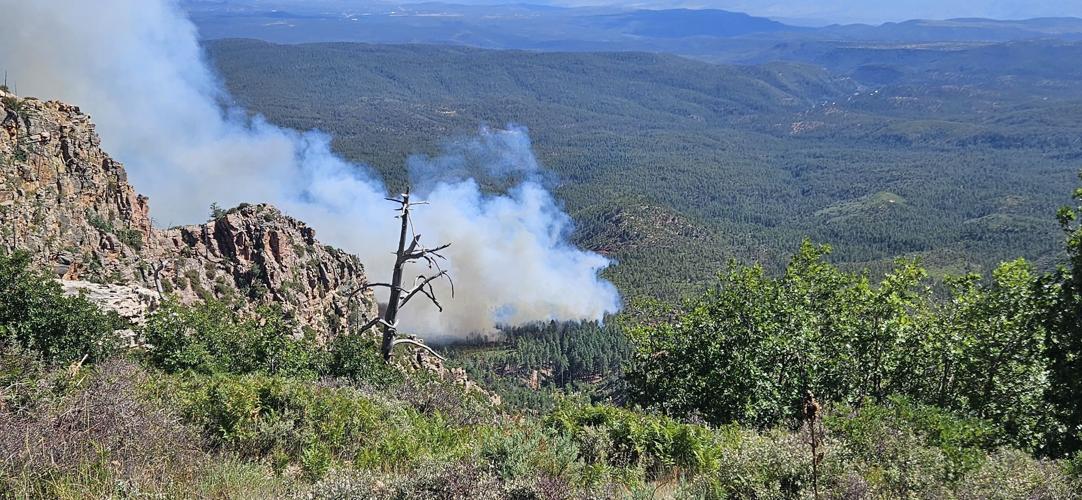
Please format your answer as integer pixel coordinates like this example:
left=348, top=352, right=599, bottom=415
left=207, top=39, right=1081, bottom=299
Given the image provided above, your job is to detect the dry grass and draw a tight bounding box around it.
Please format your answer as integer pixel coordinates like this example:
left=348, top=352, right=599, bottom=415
left=0, top=358, right=293, bottom=498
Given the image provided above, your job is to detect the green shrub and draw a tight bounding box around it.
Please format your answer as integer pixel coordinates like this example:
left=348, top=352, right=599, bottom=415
left=114, top=228, right=144, bottom=251
left=626, top=242, right=934, bottom=429
left=154, top=372, right=480, bottom=477
left=301, top=443, right=333, bottom=481
left=86, top=212, right=112, bottom=233
left=480, top=424, right=581, bottom=483
left=143, top=299, right=320, bottom=377
left=0, top=348, right=55, bottom=415
left=956, top=448, right=1078, bottom=499
left=143, top=299, right=408, bottom=387
left=546, top=404, right=721, bottom=478
left=0, top=251, right=125, bottom=365
left=326, top=332, right=401, bottom=386
left=85, top=211, right=144, bottom=251
left=627, top=243, right=1054, bottom=452
left=676, top=428, right=809, bottom=499
left=827, top=396, right=1000, bottom=479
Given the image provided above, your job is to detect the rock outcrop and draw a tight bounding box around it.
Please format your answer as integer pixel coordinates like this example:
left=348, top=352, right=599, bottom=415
left=0, top=89, right=378, bottom=338
left=59, top=280, right=160, bottom=326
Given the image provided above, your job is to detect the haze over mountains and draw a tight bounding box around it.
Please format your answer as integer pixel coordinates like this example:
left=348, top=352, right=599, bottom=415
left=184, top=0, right=1082, bottom=55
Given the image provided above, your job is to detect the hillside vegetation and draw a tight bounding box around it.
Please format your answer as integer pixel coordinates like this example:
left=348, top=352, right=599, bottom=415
left=2, top=86, right=1082, bottom=497
left=4, top=213, right=1082, bottom=497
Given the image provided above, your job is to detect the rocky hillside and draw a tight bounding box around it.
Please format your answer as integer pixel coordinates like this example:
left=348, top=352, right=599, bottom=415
left=0, top=89, right=378, bottom=338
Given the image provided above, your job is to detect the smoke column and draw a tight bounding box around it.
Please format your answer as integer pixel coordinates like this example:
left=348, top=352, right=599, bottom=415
left=0, top=0, right=620, bottom=340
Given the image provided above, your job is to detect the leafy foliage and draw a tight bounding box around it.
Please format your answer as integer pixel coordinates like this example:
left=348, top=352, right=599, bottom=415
left=86, top=212, right=144, bottom=251
left=0, top=251, right=125, bottom=365
left=826, top=396, right=999, bottom=480
left=1045, top=174, right=1082, bottom=457
left=325, top=331, right=402, bottom=386
left=143, top=299, right=403, bottom=388
left=546, top=403, right=724, bottom=477
left=153, top=372, right=480, bottom=476
left=144, top=299, right=321, bottom=377
left=626, top=242, right=1053, bottom=449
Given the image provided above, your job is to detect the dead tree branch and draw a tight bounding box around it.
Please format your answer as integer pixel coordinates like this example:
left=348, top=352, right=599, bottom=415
left=391, top=338, right=445, bottom=361
left=400, top=242, right=452, bottom=264
left=398, top=271, right=453, bottom=311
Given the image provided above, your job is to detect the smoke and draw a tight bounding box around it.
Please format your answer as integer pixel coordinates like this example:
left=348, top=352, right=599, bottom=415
left=0, top=0, right=620, bottom=340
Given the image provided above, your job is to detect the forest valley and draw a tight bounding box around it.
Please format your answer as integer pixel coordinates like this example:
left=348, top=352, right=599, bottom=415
left=3, top=135, right=1082, bottom=496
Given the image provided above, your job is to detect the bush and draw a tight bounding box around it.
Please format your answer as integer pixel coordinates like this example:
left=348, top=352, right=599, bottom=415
left=388, top=371, right=498, bottom=426
left=956, top=448, right=1078, bottom=499
left=826, top=396, right=999, bottom=480
left=626, top=243, right=1054, bottom=451
left=0, top=251, right=125, bottom=365
left=326, top=332, right=400, bottom=386
left=143, top=299, right=321, bottom=377
left=545, top=404, right=721, bottom=479
left=626, top=242, right=934, bottom=428
left=675, top=428, right=809, bottom=499
left=480, top=424, right=582, bottom=483
left=115, top=228, right=144, bottom=251
left=143, top=300, right=407, bottom=387
left=0, top=348, right=58, bottom=416
left=154, top=372, right=480, bottom=476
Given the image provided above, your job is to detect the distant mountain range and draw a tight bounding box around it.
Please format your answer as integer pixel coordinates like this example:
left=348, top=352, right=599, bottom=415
left=184, top=0, right=1082, bottom=58
left=817, top=17, right=1082, bottom=42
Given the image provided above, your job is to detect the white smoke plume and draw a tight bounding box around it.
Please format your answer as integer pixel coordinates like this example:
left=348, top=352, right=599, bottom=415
left=0, top=0, right=620, bottom=340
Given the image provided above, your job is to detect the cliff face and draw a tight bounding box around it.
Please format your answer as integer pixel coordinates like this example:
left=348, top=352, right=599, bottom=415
left=0, top=90, right=378, bottom=338
left=154, top=203, right=376, bottom=334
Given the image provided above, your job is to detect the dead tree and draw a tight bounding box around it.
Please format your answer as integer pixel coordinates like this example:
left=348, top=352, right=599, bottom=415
left=151, top=259, right=169, bottom=300
left=359, top=188, right=453, bottom=361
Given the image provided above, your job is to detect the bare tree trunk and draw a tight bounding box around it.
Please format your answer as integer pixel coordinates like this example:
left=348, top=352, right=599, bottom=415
left=362, top=188, right=453, bottom=362
left=151, top=259, right=167, bottom=301
left=381, top=190, right=412, bottom=360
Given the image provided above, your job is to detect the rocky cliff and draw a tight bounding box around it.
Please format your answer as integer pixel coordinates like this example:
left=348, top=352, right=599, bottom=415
left=0, top=89, right=378, bottom=338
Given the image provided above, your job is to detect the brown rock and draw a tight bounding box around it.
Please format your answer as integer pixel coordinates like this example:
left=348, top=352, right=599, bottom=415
left=0, top=92, right=378, bottom=340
